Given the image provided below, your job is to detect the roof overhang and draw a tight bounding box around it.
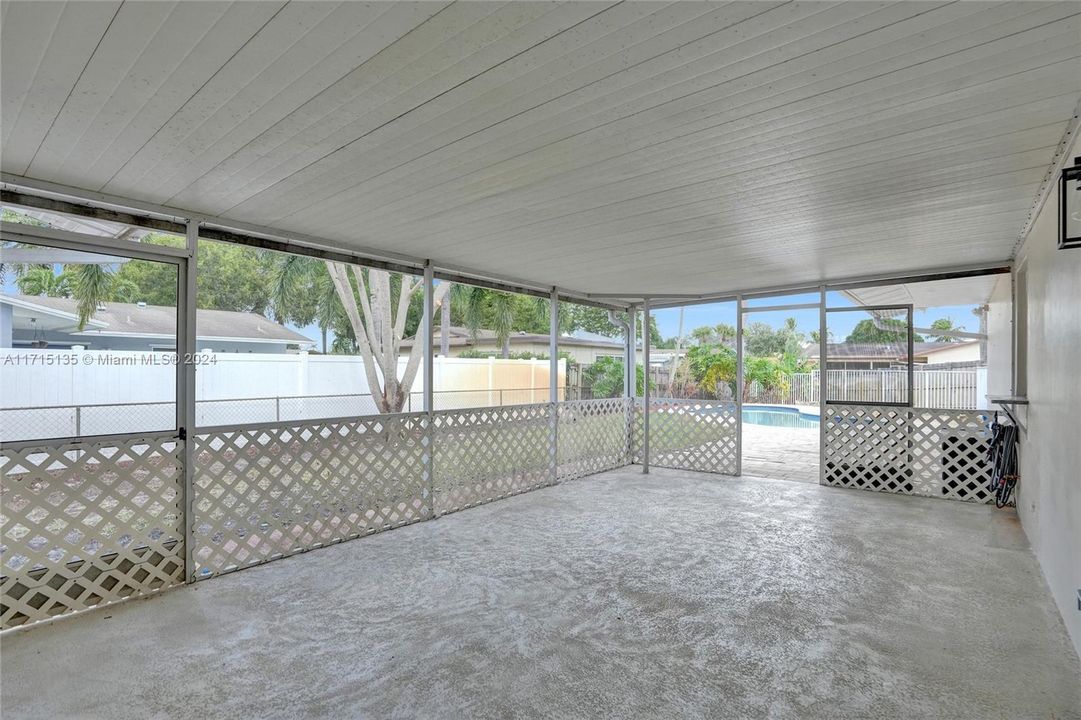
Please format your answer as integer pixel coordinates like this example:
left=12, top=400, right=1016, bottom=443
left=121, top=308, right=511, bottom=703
left=2, top=296, right=108, bottom=330
left=70, top=329, right=311, bottom=346
left=842, top=274, right=1006, bottom=310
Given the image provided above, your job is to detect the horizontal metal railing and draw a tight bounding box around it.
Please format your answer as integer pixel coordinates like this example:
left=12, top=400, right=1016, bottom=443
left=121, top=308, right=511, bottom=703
left=0, top=387, right=604, bottom=442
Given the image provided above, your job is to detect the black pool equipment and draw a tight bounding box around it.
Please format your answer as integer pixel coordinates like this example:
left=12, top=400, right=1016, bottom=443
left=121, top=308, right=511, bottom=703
left=987, top=413, right=1019, bottom=508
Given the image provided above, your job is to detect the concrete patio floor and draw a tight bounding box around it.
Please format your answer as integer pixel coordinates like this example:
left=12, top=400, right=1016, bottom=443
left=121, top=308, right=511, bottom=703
left=2, top=468, right=1078, bottom=719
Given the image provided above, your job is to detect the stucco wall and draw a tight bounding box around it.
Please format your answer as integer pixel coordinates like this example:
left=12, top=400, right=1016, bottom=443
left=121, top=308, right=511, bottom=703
left=923, top=342, right=980, bottom=365
left=1015, top=134, right=1081, bottom=659
left=985, top=274, right=1013, bottom=399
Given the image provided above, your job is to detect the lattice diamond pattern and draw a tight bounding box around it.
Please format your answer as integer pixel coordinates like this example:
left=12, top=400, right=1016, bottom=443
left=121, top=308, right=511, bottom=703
left=433, top=404, right=553, bottom=514
left=823, top=405, right=993, bottom=502
left=2, top=397, right=1000, bottom=633
left=635, top=399, right=738, bottom=475
left=557, top=398, right=632, bottom=481
left=823, top=405, right=912, bottom=493
left=910, top=409, right=993, bottom=502
left=1, top=436, right=183, bottom=629
left=192, top=414, right=430, bottom=578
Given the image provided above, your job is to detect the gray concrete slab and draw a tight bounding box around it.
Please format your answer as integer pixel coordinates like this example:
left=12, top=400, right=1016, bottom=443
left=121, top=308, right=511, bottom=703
left=2, top=468, right=1079, bottom=719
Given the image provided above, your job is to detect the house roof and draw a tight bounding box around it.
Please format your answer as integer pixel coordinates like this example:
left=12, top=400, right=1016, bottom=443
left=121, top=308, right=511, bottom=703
left=805, top=341, right=968, bottom=361
left=2, top=295, right=313, bottom=345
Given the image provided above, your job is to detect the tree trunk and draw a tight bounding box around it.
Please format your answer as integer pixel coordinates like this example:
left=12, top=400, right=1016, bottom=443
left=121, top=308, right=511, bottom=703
left=670, top=307, right=684, bottom=396
left=326, top=262, right=389, bottom=413
left=440, top=293, right=450, bottom=356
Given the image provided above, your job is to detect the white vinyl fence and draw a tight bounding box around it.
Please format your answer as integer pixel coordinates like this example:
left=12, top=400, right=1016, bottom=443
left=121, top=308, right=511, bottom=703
left=0, top=350, right=564, bottom=441
left=749, top=369, right=981, bottom=409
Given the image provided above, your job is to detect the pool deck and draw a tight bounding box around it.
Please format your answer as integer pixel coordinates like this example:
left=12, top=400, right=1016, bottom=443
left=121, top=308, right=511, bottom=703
left=741, top=423, right=819, bottom=483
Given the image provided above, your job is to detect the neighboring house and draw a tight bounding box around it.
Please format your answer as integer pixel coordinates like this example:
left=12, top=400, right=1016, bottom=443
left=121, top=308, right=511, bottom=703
left=403, top=326, right=626, bottom=364
left=921, top=340, right=981, bottom=366
left=805, top=341, right=981, bottom=370
left=402, top=325, right=683, bottom=366
left=647, top=348, right=690, bottom=367
left=0, top=294, right=313, bottom=353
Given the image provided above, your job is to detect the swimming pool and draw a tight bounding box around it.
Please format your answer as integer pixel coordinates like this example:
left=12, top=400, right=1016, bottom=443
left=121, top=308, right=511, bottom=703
left=742, top=406, right=819, bottom=429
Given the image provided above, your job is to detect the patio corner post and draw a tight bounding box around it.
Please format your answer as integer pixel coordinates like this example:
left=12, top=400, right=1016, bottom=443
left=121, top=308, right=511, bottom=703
left=549, top=287, right=559, bottom=484
left=423, top=261, right=436, bottom=516
left=818, top=286, right=827, bottom=485
left=181, top=219, right=199, bottom=582
left=642, top=300, right=650, bottom=474
left=906, top=302, right=915, bottom=409
left=625, top=304, right=637, bottom=466
left=626, top=304, right=637, bottom=398
left=550, top=287, right=558, bottom=404
left=736, top=295, right=744, bottom=476
left=423, top=261, right=434, bottom=413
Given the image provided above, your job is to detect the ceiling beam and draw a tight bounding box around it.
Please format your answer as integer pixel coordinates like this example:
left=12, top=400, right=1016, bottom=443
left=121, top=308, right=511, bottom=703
left=0, top=247, right=131, bottom=265
left=1, top=173, right=629, bottom=310
left=646, top=262, right=1012, bottom=310
left=0, top=174, right=1013, bottom=311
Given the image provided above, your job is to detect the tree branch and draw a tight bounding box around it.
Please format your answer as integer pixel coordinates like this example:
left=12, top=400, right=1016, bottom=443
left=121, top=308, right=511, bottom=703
left=349, top=265, right=381, bottom=361
left=392, top=276, right=413, bottom=355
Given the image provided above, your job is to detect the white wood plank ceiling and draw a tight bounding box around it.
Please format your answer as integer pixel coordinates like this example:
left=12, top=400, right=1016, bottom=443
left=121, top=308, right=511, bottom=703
left=3, top=1, right=1079, bottom=296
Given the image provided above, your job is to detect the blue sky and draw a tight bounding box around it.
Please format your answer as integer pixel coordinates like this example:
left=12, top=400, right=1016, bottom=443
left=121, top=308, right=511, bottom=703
left=651, top=292, right=978, bottom=342
left=5, top=268, right=976, bottom=349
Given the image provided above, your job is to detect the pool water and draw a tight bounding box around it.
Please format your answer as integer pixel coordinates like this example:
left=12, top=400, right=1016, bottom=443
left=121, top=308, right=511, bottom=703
left=742, top=407, right=819, bottom=429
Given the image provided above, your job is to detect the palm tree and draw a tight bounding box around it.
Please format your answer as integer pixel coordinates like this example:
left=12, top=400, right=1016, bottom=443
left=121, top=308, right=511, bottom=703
left=452, top=285, right=518, bottom=359
left=69, top=265, right=114, bottom=330
left=929, top=317, right=964, bottom=342
left=691, top=326, right=713, bottom=346
left=16, top=264, right=121, bottom=329
left=272, top=255, right=343, bottom=353
left=16, top=266, right=72, bottom=297
left=714, top=323, right=736, bottom=344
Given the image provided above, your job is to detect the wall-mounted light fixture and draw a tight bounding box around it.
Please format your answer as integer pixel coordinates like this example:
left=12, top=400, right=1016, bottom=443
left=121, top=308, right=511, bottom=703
left=1060, top=156, right=1081, bottom=249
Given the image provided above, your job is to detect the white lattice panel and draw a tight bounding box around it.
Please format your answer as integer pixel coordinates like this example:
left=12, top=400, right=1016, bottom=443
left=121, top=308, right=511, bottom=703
left=557, top=398, right=632, bottom=481
left=823, top=405, right=912, bottom=493
left=193, top=414, right=430, bottom=578
left=636, top=399, right=738, bottom=475
left=911, top=409, right=994, bottom=502
left=1, top=436, right=184, bottom=629
left=823, top=405, right=993, bottom=502
left=433, top=404, right=553, bottom=514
